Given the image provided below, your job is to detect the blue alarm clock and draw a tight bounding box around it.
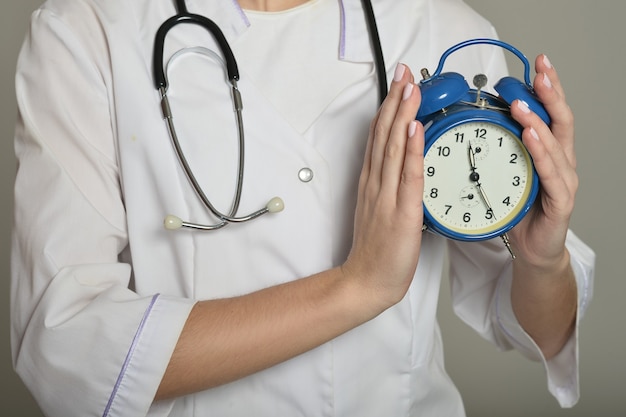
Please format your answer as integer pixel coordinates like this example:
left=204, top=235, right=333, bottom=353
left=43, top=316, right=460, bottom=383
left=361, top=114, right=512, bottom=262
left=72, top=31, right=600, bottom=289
left=417, top=38, right=549, bottom=258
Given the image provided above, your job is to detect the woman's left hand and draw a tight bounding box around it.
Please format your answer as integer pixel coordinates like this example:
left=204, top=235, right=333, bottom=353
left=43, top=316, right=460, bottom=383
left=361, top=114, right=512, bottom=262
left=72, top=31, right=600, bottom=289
left=508, top=54, right=577, bottom=269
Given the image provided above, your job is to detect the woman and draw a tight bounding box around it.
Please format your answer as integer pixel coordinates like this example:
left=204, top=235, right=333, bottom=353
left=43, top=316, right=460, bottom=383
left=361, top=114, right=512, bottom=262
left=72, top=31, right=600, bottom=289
left=11, top=0, right=594, bottom=416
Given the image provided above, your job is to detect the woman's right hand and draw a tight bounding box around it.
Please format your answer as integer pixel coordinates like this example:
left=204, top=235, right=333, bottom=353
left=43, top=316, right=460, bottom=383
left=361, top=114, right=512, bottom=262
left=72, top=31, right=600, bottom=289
left=343, top=63, right=425, bottom=310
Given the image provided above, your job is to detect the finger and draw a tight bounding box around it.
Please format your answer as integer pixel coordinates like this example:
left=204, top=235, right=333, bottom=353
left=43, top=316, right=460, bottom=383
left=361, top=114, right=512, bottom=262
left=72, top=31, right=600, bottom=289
left=535, top=54, right=565, bottom=98
left=521, top=125, right=577, bottom=220
left=396, top=120, right=425, bottom=222
left=514, top=72, right=577, bottom=166
left=532, top=59, right=576, bottom=166
left=380, top=80, right=422, bottom=200
left=358, top=109, right=380, bottom=196
left=512, top=100, right=578, bottom=223
left=368, top=63, right=414, bottom=190
left=512, top=99, right=577, bottom=191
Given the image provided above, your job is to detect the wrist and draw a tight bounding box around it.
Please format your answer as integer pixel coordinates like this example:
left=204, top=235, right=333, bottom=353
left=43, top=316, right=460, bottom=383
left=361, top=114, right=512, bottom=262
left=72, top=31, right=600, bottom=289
left=514, top=246, right=572, bottom=280
left=338, top=262, right=405, bottom=318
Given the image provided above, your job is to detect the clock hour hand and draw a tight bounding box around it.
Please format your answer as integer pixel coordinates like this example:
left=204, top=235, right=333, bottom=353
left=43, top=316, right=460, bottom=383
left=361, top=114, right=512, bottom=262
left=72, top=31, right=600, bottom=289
left=467, top=141, right=477, bottom=170
left=467, top=141, right=482, bottom=184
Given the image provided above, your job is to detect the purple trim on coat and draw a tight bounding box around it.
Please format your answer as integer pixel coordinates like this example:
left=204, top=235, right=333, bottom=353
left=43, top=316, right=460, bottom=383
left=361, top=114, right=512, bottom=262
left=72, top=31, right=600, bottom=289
left=102, top=294, right=160, bottom=417
left=230, top=0, right=251, bottom=26
left=339, top=0, right=347, bottom=59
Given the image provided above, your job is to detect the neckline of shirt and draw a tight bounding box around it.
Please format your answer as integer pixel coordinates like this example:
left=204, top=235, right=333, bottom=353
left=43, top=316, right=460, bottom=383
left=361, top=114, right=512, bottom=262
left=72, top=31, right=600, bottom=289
left=241, top=0, right=322, bottom=17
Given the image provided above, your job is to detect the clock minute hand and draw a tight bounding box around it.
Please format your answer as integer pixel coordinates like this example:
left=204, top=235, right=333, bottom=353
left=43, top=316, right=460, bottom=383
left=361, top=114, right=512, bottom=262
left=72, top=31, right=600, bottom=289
left=468, top=141, right=515, bottom=258
left=472, top=175, right=517, bottom=260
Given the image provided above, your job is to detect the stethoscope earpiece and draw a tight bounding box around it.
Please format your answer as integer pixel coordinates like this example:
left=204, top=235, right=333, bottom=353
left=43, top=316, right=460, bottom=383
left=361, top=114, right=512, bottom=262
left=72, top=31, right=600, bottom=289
left=164, top=197, right=284, bottom=231
left=164, top=214, right=184, bottom=230
left=266, top=197, right=285, bottom=213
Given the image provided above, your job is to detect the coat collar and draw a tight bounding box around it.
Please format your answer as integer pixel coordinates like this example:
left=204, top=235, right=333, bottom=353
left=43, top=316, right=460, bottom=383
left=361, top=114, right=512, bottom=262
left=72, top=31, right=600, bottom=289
left=197, top=0, right=374, bottom=63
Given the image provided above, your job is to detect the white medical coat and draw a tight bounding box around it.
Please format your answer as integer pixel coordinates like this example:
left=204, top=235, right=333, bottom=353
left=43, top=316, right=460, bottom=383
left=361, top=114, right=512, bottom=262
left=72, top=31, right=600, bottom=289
left=11, top=0, right=595, bottom=416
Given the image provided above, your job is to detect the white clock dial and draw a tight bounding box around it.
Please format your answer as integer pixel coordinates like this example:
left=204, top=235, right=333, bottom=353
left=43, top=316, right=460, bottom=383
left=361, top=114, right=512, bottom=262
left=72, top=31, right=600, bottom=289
left=423, top=121, right=534, bottom=236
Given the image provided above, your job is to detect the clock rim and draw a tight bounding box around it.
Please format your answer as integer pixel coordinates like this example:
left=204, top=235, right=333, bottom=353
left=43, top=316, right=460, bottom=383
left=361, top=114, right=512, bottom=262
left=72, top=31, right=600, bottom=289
left=420, top=107, right=540, bottom=241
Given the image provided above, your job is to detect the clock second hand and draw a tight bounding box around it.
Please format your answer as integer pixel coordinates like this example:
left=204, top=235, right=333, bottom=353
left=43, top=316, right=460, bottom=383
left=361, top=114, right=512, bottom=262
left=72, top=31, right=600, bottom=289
left=467, top=142, right=516, bottom=259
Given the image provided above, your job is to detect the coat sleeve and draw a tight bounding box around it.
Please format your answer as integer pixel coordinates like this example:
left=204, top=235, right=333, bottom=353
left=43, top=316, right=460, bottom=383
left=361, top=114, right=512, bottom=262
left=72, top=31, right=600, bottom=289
left=11, top=7, right=194, bottom=417
left=448, top=231, right=595, bottom=408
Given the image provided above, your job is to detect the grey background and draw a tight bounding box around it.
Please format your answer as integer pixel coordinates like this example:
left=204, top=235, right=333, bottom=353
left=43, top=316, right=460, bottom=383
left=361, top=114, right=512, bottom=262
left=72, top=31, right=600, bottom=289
left=1, top=1, right=622, bottom=416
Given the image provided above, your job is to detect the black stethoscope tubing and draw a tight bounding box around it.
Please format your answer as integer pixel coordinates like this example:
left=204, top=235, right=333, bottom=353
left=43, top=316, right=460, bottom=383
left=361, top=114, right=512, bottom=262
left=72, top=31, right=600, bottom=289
left=360, top=0, right=387, bottom=103
left=154, top=0, right=387, bottom=100
left=154, top=0, right=240, bottom=90
left=154, top=0, right=387, bottom=231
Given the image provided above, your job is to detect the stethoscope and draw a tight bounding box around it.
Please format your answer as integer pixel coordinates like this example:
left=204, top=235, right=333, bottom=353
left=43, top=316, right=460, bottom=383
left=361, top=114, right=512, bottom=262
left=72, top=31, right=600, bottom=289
left=154, top=0, right=387, bottom=231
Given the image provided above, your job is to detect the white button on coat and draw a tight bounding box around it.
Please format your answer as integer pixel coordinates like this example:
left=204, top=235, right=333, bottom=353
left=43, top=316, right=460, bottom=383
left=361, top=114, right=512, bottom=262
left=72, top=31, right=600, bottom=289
left=298, top=167, right=314, bottom=182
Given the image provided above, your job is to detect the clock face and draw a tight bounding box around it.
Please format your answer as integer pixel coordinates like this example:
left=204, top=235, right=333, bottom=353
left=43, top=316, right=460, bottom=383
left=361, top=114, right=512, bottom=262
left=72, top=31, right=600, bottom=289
left=423, top=120, right=535, bottom=239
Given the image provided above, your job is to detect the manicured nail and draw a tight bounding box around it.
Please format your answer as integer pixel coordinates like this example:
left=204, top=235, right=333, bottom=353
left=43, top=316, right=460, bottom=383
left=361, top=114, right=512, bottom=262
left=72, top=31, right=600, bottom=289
left=402, top=83, right=414, bottom=101
left=517, top=100, right=531, bottom=114
left=542, top=73, right=552, bottom=89
left=529, top=127, right=540, bottom=141
left=408, top=120, right=418, bottom=138
left=542, top=54, right=553, bottom=69
left=394, top=63, right=406, bottom=82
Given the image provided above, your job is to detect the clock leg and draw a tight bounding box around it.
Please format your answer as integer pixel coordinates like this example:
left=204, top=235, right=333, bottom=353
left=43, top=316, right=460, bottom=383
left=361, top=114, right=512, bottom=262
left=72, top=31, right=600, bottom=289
left=501, top=233, right=516, bottom=260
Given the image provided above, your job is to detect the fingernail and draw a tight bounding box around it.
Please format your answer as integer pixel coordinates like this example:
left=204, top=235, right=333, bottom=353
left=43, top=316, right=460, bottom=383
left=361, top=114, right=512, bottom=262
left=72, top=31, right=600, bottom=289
left=529, top=127, right=540, bottom=141
left=408, top=120, right=418, bottom=138
left=517, top=100, right=531, bottom=114
left=402, top=83, right=414, bottom=101
left=394, top=63, right=406, bottom=82
left=542, top=73, right=552, bottom=89
left=542, top=54, right=553, bottom=69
